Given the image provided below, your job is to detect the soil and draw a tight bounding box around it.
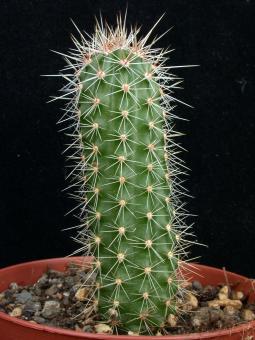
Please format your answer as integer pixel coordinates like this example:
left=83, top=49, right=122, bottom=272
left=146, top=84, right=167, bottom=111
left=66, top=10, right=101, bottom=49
left=0, top=263, right=255, bottom=336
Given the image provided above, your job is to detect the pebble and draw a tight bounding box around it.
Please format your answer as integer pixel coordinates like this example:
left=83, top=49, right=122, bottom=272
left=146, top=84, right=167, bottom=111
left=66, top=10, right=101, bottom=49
left=37, top=274, right=48, bottom=288
left=45, top=285, right=58, bottom=297
left=227, top=299, right=243, bottom=309
left=64, top=276, right=76, bottom=287
left=49, top=278, right=59, bottom=285
left=231, top=290, right=244, bottom=300
left=33, top=316, right=46, bottom=324
left=48, top=269, right=64, bottom=278
left=208, top=298, right=242, bottom=309
left=82, top=325, right=94, bottom=332
left=218, top=292, right=228, bottom=300
left=167, top=314, right=178, bottom=327
left=222, top=314, right=240, bottom=327
left=209, top=308, right=224, bottom=322
left=0, top=293, right=5, bottom=302
left=9, top=282, right=18, bottom=291
left=246, top=303, right=255, bottom=312
left=55, top=292, right=63, bottom=300
left=223, top=305, right=238, bottom=316
left=84, top=317, right=95, bottom=325
left=23, top=301, right=41, bottom=315
left=33, top=286, right=42, bottom=296
left=191, top=316, right=202, bottom=328
left=192, top=280, right=203, bottom=291
left=62, top=296, right=70, bottom=306
left=42, top=301, right=61, bottom=319
left=75, top=287, right=88, bottom=301
left=183, top=293, right=198, bottom=311
left=128, top=331, right=140, bottom=336
left=4, top=290, right=14, bottom=300
left=9, top=307, right=22, bottom=317
left=200, top=285, right=218, bottom=301
left=218, top=286, right=230, bottom=301
left=74, top=324, right=83, bottom=332
left=241, top=309, right=255, bottom=321
left=191, top=307, right=210, bottom=329
left=218, top=286, right=230, bottom=298
left=15, top=290, right=32, bottom=304
left=94, top=323, right=112, bottom=334
left=32, top=296, right=40, bottom=303
left=82, top=272, right=97, bottom=286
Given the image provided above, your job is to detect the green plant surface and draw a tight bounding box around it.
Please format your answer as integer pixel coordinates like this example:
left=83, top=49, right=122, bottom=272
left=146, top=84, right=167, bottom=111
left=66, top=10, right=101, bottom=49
left=54, top=16, right=194, bottom=334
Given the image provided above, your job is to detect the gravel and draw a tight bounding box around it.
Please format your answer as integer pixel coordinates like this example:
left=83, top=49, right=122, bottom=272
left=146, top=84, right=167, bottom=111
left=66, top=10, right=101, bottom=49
left=0, top=263, right=254, bottom=335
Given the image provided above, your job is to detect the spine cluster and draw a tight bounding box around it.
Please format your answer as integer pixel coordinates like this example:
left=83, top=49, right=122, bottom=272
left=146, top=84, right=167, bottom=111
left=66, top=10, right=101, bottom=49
left=54, top=16, right=195, bottom=334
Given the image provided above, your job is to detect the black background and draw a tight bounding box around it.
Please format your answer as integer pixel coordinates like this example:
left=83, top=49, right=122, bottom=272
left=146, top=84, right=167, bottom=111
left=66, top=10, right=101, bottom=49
left=1, top=0, right=254, bottom=277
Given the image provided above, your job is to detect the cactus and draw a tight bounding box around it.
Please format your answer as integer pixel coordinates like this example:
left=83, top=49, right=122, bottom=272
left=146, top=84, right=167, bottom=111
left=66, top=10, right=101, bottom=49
left=53, top=15, right=194, bottom=335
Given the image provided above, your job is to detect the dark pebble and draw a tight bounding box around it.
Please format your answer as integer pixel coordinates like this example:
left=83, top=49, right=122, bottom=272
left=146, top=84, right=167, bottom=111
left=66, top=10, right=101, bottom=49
left=222, top=314, right=240, bottom=328
left=63, top=319, right=76, bottom=328
left=15, top=290, right=32, bottom=304
left=82, top=272, right=97, bottom=286
left=191, top=306, right=210, bottom=329
left=83, top=325, right=94, bottom=332
left=34, top=316, right=46, bottom=324
left=200, top=285, right=218, bottom=301
left=33, top=285, right=42, bottom=296
left=32, top=295, right=40, bottom=302
left=48, top=270, right=64, bottom=279
left=23, top=301, right=41, bottom=315
left=63, top=296, right=70, bottom=306
left=37, top=274, right=49, bottom=289
left=246, top=303, right=255, bottom=312
left=64, top=277, right=76, bottom=287
left=192, top=280, right=203, bottom=291
left=0, top=298, right=8, bottom=306
left=215, top=319, right=224, bottom=328
left=4, top=290, right=14, bottom=301
left=209, top=308, right=224, bottom=322
left=22, top=310, right=34, bottom=319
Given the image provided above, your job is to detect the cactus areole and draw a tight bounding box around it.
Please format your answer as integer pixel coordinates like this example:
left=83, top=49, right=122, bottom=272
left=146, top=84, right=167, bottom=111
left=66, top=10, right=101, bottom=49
left=55, top=15, right=194, bottom=334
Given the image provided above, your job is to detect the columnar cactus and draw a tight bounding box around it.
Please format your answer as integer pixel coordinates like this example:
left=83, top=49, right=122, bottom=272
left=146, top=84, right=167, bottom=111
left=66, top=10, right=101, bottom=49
left=54, top=15, right=193, bottom=334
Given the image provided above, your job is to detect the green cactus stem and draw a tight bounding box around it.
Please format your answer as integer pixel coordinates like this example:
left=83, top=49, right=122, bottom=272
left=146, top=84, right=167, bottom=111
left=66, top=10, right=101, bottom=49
left=54, top=15, right=194, bottom=335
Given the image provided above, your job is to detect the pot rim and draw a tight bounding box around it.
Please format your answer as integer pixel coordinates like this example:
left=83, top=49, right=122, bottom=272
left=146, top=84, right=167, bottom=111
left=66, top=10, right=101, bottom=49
left=0, top=257, right=254, bottom=339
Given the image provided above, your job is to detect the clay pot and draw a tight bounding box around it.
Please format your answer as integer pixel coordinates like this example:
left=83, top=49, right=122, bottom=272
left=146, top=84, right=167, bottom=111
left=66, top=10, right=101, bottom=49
left=0, top=257, right=254, bottom=340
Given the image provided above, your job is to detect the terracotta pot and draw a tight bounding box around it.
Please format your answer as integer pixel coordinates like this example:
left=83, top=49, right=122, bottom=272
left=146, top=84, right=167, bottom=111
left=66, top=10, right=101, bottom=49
left=0, top=257, right=254, bottom=340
